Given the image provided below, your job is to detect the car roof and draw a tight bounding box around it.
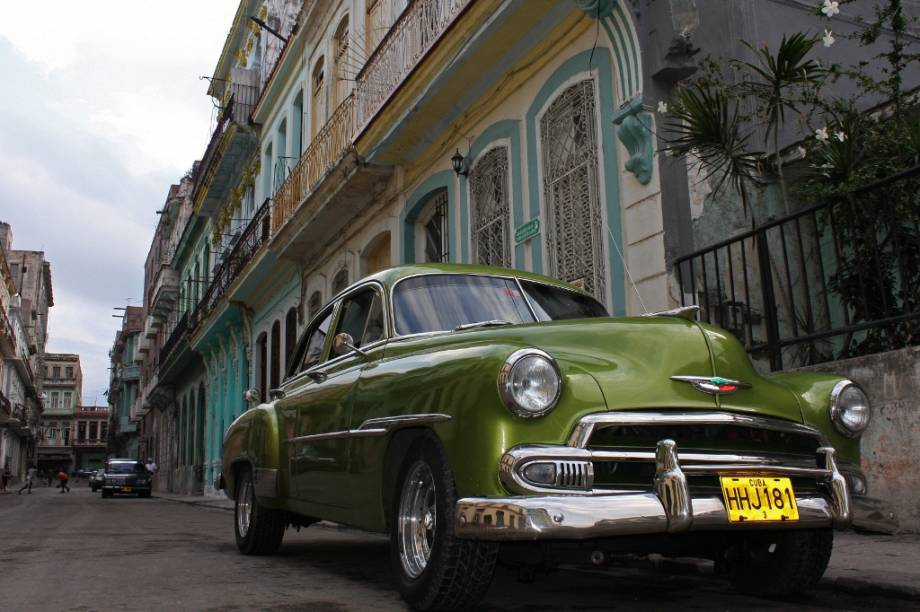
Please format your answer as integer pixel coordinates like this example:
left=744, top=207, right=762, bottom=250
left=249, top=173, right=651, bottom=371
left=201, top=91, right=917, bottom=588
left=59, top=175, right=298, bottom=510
left=334, top=263, right=587, bottom=300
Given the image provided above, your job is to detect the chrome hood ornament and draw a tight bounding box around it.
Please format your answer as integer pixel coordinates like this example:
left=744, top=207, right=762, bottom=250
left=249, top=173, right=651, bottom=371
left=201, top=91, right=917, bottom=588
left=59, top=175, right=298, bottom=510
left=671, top=375, right=751, bottom=395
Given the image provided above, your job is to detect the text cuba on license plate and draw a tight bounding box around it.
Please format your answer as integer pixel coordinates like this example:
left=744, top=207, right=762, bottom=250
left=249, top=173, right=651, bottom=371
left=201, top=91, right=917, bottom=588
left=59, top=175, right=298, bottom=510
left=719, top=476, right=799, bottom=522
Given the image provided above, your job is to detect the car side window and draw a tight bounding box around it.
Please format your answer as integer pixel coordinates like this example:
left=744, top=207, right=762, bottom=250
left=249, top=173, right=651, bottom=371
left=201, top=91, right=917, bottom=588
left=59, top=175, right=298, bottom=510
left=301, top=308, right=334, bottom=371
left=335, top=288, right=385, bottom=349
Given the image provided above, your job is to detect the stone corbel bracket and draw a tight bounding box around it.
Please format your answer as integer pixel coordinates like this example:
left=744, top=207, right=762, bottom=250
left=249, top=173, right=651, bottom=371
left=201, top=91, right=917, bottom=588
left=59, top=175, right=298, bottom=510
left=613, top=97, right=654, bottom=185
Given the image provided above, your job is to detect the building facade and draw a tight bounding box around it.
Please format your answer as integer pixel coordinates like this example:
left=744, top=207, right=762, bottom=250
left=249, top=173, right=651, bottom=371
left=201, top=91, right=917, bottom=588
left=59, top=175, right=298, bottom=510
left=72, top=405, right=109, bottom=471
left=0, top=222, right=54, bottom=479
left=0, top=223, right=47, bottom=482
left=107, top=307, right=143, bottom=458
left=37, top=353, right=81, bottom=474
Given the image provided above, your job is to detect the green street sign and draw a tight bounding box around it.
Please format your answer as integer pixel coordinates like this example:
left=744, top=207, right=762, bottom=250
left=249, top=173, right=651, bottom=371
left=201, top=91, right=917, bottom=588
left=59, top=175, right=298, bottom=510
left=514, top=218, right=540, bottom=244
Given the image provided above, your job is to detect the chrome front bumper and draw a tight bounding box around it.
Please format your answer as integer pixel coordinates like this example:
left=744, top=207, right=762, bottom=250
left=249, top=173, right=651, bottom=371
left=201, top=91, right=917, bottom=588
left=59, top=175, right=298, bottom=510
left=455, top=436, right=853, bottom=541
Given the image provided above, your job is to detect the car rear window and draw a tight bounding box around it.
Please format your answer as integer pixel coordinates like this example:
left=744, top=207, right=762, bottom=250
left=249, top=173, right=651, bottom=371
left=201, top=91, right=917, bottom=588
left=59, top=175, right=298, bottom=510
left=519, top=280, right=608, bottom=321
left=107, top=462, right=147, bottom=474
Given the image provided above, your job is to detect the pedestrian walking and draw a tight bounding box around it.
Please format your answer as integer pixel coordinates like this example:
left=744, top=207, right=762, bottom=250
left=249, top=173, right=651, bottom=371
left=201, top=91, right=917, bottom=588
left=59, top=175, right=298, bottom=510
left=1, top=466, right=10, bottom=492
left=17, top=465, right=37, bottom=494
left=56, top=470, right=70, bottom=493
left=144, top=458, right=158, bottom=473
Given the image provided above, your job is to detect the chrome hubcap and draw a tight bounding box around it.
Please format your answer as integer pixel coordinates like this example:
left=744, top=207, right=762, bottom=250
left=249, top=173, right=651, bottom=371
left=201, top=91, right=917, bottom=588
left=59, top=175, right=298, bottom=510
left=398, top=461, right=437, bottom=579
left=237, top=476, right=253, bottom=538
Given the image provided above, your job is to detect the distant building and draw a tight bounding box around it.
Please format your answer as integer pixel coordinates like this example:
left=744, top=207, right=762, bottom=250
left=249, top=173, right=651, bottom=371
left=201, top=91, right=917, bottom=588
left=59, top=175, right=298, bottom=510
left=72, top=405, right=109, bottom=471
left=0, top=222, right=49, bottom=482
left=37, top=353, right=81, bottom=474
left=107, top=306, right=143, bottom=458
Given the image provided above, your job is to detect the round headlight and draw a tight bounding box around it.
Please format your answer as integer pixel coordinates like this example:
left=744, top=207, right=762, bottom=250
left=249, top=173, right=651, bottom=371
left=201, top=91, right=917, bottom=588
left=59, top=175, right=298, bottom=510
left=830, top=380, right=870, bottom=437
left=498, top=349, right=562, bottom=418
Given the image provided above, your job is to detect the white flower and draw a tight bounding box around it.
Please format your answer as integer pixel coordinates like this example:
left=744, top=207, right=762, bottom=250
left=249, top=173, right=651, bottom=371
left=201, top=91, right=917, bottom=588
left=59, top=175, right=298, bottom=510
left=822, top=29, right=835, bottom=47
left=835, top=130, right=846, bottom=142
left=657, top=100, right=668, bottom=114
left=821, top=0, right=840, bottom=17
left=796, top=146, right=807, bottom=158
left=815, top=127, right=829, bottom=142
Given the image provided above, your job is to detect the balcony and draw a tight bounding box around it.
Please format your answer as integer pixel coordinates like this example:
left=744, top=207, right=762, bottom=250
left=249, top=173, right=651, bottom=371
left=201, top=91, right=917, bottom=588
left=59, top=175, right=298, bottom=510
left=71, top=438, right=106, bottom=448
left=0, top=306, right=15, bottom=358
left=0, top=390, right=11, bottom=421
left=159, top=312, right=187, bottom=366
left=355, top=0, right=471, bottom=130
left=150, top=264, right=179, bottom=319
left=272, top=94, right=357, bottom=235
left=192, top=82, right=259, bottom=216
left=118, top=364, right=141, bottom=382
left=190, top=200, right=271, bottom=330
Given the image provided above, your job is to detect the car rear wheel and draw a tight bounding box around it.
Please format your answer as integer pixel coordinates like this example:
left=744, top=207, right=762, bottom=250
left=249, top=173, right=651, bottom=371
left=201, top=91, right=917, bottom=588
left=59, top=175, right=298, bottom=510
left=234, top=466, right=285, bottom=555
left=722, top=528, right=833, bottom=596
left=390, top=436, right=498, bottom=611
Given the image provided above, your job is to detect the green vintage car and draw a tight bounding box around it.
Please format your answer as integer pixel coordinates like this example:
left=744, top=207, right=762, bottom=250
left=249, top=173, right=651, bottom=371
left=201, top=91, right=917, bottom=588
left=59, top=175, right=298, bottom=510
left=218, top=263, right=869, bottom=610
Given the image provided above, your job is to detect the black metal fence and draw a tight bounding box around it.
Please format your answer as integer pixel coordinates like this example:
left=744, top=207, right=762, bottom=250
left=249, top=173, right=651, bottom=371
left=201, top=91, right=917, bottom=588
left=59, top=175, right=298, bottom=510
left=674, top=165, right=920, bottom=371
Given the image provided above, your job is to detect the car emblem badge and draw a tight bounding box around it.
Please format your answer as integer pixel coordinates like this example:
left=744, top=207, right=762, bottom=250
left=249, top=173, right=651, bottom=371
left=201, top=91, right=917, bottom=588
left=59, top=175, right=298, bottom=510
left=670, top=375, right=752, bottom=395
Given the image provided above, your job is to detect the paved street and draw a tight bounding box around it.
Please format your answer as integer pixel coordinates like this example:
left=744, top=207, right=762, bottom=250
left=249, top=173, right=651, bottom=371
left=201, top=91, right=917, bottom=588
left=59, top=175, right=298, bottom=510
left=1, top=484, right=916, bottom=611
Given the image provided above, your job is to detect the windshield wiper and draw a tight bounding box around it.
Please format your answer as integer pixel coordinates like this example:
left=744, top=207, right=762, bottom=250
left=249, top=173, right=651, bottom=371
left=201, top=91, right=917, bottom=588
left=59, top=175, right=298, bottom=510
left=453, top=319, right=514, bottom=332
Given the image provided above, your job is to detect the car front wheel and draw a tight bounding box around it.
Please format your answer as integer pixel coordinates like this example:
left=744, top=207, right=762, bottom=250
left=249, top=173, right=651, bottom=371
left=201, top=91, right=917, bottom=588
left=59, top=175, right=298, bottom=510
left=722, top=528, right=833, bottom=596
left=390, top=436, right=498, bottom=611
left=234, top=466, right=285, bottom=555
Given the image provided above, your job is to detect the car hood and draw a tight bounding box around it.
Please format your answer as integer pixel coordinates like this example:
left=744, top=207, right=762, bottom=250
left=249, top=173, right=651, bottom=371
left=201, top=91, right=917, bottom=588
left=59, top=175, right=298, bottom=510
left=518, top=317, right=804, bottom=423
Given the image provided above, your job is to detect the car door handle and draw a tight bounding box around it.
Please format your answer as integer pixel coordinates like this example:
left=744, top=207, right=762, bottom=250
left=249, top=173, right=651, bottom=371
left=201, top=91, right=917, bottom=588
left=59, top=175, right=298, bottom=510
left=307, top=370, right=327, bottom=383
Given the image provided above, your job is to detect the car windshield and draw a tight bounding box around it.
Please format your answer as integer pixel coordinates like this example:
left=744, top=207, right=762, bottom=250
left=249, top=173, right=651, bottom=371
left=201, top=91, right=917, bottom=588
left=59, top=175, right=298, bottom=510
left=107, top=463, right=146, bottom=475
left=393, top=274, right=607, bottom=335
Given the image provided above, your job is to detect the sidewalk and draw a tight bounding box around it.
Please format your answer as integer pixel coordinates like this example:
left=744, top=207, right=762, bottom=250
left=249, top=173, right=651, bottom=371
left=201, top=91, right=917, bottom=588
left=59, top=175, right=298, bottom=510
left=155, top=491, right=919, bottom=601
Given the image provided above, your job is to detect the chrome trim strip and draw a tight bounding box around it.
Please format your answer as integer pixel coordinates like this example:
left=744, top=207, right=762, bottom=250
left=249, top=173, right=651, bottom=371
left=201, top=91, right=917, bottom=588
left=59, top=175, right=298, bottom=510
left=566, top=410, right=830, bottom=449
left=284, top=413, right=452, bottom=445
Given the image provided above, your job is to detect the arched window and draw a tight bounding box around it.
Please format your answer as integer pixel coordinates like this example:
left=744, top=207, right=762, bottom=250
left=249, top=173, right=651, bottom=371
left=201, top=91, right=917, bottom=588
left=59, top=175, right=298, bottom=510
left=274, top=119, right=289, bottom=191
left=311, top=58, right=326, bottom=138
left=419, top=189, right=449, bottom=263
left=540, top=78, right=606, bottom=300
left=333, top=16, right=350, bottom=108
left=469, top=146, right=511, bottom=267
left=292, top=90, right=304, bottom=157
left=256, top=332, right=267, bottom=402
left=362, top=232, right=391, bottom=275
left=270, top=321, right=281, bottom=391
left=332, top=268, right=349, bottom=295
left=308, top=291, right=323, bottom=321
left=285, top=307, right=298, bottom=373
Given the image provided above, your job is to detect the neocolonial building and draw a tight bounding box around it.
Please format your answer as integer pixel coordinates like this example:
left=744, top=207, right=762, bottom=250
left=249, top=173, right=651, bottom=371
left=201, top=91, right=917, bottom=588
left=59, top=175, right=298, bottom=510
left=130, top=0, right=920, bottom=533
left=37, top=353, right=81, bottom=474
left=0, top=222, right=50, bottom=483
left=107, top=307, right=143, bottom=458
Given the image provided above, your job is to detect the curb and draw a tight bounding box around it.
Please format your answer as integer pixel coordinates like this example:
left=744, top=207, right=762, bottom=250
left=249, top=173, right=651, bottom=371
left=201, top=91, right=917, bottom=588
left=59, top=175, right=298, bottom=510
left=154, top=494, right=234, bottom=512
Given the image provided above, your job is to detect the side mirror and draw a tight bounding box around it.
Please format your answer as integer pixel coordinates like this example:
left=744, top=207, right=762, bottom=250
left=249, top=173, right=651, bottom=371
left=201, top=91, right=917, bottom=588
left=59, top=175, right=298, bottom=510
left=333, top=332, right=367, bottom=357
left=243, top=388, right=260, bottom=404
left=269, top=389, right=286, bottom=401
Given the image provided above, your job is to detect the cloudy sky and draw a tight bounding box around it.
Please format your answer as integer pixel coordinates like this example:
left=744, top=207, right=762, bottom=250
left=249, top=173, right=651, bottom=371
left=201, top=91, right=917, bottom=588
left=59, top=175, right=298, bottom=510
left=0, top=2, right=239, bottom=405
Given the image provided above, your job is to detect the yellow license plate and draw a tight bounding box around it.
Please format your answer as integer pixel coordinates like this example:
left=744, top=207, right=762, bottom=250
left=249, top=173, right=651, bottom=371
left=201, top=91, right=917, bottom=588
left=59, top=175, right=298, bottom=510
left=121, top=486, right=132, bottom=492
left=720, top=476, right=799, bottom=523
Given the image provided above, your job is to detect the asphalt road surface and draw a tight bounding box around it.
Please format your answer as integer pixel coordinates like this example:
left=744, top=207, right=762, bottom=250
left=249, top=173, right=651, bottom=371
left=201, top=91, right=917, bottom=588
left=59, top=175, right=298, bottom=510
left=0, top=485, right=912, bottom=611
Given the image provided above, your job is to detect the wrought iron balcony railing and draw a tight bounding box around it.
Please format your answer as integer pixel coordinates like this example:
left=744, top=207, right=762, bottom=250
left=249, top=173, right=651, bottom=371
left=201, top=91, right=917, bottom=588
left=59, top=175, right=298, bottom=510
left=158, top=311, right=187, bottom=366
left=355, top=0, right=469, bottom=130
left=272, top=94, right=356, bottom=235
left=190, top=199, right=271, bottom=330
